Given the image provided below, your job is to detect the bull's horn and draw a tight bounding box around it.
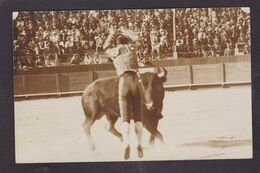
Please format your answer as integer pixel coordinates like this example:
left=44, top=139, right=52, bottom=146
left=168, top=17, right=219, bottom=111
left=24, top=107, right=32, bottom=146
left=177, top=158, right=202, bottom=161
left=157, top=67, right=166, bottom=78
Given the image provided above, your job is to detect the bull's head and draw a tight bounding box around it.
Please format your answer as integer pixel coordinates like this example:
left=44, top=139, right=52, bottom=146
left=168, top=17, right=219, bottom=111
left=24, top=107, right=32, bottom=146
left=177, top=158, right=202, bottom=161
left=139, top=67, right=167, bottom=110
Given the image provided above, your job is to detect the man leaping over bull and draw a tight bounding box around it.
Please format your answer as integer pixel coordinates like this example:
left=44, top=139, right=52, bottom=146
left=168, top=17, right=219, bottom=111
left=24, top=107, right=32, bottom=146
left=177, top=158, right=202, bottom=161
left=103, top=26, right=144, bottom=160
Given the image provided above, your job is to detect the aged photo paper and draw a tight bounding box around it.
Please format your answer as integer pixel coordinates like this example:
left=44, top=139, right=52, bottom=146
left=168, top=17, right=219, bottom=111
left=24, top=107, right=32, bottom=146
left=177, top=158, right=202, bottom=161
left=13, top=7, right=252, bottom=163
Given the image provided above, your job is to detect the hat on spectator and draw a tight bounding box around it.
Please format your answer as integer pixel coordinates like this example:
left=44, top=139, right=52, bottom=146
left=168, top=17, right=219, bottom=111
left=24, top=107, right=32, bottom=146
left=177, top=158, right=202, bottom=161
left=193, top=38, right=198, bottom=42
left=160, top=29, right=167, bottom=35
left=119, top=21, right=124, bottom=26
left=128, top=22, right=133, bottom=27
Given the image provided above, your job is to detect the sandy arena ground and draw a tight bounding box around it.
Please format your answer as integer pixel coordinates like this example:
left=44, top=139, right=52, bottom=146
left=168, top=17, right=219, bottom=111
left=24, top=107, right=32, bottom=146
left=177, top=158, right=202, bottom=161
left=14, top=86, right=252, bottom=163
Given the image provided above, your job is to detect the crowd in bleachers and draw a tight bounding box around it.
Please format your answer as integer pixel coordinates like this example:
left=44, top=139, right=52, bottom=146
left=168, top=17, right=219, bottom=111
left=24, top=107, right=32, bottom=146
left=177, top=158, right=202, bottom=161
left=13, top=8, right=250, bottom=71
left=175, top=8, right=251, bottom=58
left=13, top=9, right=173, bottom=70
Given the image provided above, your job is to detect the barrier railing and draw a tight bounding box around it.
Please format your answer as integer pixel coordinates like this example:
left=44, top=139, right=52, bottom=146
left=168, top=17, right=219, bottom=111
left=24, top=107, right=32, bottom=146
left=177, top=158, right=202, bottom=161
left=14, top=55, right=250, bottom=75
left=14, top=61, right=251, bottom=98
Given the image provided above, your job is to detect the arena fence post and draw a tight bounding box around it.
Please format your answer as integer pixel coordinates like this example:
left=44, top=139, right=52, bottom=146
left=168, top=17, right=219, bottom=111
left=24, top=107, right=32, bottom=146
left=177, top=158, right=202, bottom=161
left=189, top=65, right=193, bottom=87
left=222, top=63, right=226, bottom=87
left=56, top=72, right=60, bottom=95
left=22, top=75, right=26, bottom=95
left=172, top=8, right=178, bottom=60
left=234, top=44, right=239, bottom=56
left=88, top=71, right=94, bottom=83
left=173, top=45, right=178, bottom=59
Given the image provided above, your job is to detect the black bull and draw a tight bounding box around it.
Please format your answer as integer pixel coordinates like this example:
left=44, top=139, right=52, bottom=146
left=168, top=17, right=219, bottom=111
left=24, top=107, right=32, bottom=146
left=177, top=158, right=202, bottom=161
left=81, top=67, right=167, bottom=150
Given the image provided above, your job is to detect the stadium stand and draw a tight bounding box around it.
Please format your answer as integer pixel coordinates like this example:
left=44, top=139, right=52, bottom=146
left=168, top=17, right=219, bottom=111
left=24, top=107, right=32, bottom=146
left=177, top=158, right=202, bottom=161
left=13, top=8, right=250, bottom=71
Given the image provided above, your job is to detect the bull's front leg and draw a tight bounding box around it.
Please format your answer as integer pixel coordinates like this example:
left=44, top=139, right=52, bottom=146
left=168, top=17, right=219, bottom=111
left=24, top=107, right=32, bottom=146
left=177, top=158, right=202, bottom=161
left=148, top=130, right=164, bottom=145
left=106, top=115, right=123, bottom=142
left=153, top=130, right=164, bottom=144
left=149, top=135, right=156, bottom=145
left=144, top=115, right=164, bottom=145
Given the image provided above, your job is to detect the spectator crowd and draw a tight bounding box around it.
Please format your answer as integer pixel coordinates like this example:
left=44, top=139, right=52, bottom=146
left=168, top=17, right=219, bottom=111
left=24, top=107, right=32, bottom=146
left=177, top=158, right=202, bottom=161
left=175, top=8, right=251, bottom=58
left=13, top=8, right=250, bottom=70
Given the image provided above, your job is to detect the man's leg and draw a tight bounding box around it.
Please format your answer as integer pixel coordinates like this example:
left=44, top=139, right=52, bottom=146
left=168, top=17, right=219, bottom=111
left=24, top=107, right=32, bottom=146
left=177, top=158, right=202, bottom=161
left=118, top=75, right=131, bottom=160
left=133, top=84, right=144, bottom=158
left=135, top=121, right=143, bottom=158
left=121, top=121, right=130, bottom=160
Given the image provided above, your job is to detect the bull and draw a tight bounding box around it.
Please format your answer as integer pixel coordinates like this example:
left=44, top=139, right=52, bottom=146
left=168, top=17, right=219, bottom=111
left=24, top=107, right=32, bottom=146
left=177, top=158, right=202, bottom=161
left=81, top=67, right=167, bottom=151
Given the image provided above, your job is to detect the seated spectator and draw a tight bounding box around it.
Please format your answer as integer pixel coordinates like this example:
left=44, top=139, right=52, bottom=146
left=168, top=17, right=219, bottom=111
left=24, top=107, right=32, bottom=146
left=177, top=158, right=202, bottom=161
left=243, top=45, right=250, bottom=55
left=94, top=34, right=104, bottom=63
left=19, top=53, right=31, bottom=70
left=45, top=59, right=55, bottom=67
left=237, top=34, right=247, bottom=49
left=26, top=55, right=36, bottom=69
left=35, top=55, right=45, bottom=68
left=65, top=36, right=74, bottom=55
left=224, top=43, right=233, bottom=56
left=208, top=46, right=217, bottom=57
left=191, top=38, right=202, bottom=57
left=212, top=37, right=222, bottom=56
left=70, top=54, right=83, bottom=65
left=83, top=53, right=94, bottom=64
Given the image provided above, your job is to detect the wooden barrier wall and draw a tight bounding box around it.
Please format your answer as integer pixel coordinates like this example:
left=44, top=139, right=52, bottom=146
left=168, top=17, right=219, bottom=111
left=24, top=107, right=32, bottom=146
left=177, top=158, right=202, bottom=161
left=192, top=64, right=224, bottom=84
left=225, top=62, right=251, bottom=83
left=164, top=66, right=191, bottom=85
left=14, top=61, right=251, bottom=97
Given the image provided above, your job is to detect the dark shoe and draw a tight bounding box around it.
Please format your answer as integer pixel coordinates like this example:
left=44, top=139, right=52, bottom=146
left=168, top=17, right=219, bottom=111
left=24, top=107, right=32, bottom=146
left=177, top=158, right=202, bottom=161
left=124, top=145, right=130, bottom=160
left=137, top=145, right=143, bottom=158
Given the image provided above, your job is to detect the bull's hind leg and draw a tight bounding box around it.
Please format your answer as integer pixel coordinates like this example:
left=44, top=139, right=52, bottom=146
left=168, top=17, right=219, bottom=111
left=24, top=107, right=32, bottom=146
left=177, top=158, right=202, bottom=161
left=152, top=130, right=164, bottom=144
left=82, top=118, right=96, bottom=151
left=106, top=115, right=123, bottom=142
left=135, top=121, right=144, bottom=158
left=145, top=126, right=164, bottom=145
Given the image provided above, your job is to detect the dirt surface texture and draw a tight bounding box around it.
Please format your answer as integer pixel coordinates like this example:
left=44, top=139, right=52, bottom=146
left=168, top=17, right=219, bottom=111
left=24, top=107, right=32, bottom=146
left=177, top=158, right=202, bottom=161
left=15, top=86, right=252, bottom=163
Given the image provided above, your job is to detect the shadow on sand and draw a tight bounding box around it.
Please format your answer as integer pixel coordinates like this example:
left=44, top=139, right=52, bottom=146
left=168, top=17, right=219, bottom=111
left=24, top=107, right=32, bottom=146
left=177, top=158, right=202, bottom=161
left=178, top=139, right=252, bottom=148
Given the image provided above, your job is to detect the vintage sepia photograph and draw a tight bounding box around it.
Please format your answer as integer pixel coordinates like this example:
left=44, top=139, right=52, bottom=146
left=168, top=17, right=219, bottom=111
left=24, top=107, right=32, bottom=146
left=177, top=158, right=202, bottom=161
left=13, top=7, right=252, bottom=163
